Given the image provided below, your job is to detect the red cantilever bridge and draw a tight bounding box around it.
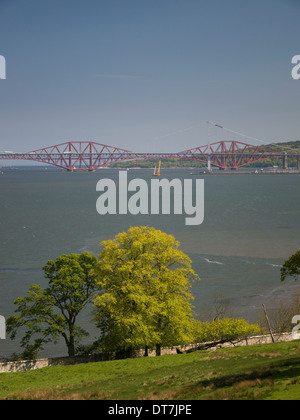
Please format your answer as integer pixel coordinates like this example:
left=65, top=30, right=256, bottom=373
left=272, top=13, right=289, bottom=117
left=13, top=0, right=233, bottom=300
left=0, top=141, right=297, bottom=171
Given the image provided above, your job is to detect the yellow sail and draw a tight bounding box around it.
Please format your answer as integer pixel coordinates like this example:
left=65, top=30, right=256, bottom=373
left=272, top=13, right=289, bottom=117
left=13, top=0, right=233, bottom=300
left=153, top=160, right=161, bottom=176
left=157, top=160, right=161, bottom=176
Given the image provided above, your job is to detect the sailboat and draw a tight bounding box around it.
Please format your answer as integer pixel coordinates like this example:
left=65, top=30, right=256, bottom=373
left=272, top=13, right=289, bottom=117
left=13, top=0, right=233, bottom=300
left=153, top=160, right=161, bottom=176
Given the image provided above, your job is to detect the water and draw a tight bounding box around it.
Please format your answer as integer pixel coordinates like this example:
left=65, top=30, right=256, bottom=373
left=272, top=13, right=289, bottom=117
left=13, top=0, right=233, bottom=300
left=0, top=167, right=299, bottom=358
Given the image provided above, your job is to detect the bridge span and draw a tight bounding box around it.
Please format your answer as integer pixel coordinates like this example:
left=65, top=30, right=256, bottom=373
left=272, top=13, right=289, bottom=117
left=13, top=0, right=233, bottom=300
left=0, top=141, right=299, bottom=171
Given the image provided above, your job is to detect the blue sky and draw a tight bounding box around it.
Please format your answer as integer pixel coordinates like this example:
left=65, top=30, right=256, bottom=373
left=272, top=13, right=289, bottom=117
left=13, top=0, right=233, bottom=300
left=0, top=0, right=299, bottom=153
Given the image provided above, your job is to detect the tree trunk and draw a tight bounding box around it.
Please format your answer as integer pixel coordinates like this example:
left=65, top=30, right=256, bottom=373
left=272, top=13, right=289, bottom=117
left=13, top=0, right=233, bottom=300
left=62, top=332, right=75, bottom=358
left=65, top=332, right=75, bottom=357
left=156, top=344, right=161, bottom=356
left=68, top=339, right=75, bottom=357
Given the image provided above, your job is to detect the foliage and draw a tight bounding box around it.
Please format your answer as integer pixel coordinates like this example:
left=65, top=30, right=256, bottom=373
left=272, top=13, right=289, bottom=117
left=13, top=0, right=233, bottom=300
left=281, top=251, right=300, bottom=282
left=7, top=252, right=98, bottom=359
left=110, top=158, right=207, bottom=169
left=192, top=318, right=262, bottom=345
left=93, top=226, right=199, bottom=356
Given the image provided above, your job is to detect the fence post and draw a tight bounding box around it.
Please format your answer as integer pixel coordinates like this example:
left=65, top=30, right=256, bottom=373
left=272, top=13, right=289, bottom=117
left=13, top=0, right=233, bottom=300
left=262, top=304, right=275, bottom=343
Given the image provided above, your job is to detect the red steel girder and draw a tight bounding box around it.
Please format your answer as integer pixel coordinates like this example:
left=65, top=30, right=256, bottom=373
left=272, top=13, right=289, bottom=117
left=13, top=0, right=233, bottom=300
left=0, top=140, right=294, bottom=170
left=177, top=141, right=275, bottom=169
left=24, top=142, right=136, bottom=171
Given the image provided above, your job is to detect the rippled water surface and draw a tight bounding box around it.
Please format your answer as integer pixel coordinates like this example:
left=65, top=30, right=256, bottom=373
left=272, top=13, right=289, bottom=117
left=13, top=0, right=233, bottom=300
left=0, top=167, right=299, bottom=357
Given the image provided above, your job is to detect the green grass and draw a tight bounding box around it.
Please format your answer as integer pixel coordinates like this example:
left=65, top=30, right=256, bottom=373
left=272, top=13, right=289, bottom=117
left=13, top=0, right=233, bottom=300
left=1, top=341, right=300, bottom=400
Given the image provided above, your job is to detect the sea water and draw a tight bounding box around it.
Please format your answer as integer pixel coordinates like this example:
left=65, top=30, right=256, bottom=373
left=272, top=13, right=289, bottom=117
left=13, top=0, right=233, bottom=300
left=0, top=167, right=299, bottom=358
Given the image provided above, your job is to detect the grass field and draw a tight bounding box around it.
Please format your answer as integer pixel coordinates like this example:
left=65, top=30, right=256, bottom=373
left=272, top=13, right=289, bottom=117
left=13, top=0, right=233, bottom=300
left=1, top=340, right=300, bottom=400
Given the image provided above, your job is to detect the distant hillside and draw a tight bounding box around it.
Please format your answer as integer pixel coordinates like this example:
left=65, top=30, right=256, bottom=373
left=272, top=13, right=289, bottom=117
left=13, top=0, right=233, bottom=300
left=249, top=140, right=300, bottom=168
left=272, top=140, right=300, bottom=149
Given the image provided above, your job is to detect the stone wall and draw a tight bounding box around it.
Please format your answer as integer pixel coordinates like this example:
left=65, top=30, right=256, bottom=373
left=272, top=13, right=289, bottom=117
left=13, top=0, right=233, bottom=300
left=0, top=354, right=113, bottom=374
left=0, top=333, right=295, bottom=374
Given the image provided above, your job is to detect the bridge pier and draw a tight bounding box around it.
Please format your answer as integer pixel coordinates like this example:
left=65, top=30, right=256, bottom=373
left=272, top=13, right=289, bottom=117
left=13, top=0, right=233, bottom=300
left=283, top=153, right=288, bottom=170
left=207, top=154, right=211, bottom=172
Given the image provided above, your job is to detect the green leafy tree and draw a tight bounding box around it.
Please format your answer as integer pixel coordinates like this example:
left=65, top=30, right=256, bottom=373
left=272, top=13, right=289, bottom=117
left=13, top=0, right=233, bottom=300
left=281, top=251, right=300, bottom=282
left=192, top=318, right=262, bottom=348
left=7, top=252, right=98, bottom=359
left=93, top=226, right=199, bottom=356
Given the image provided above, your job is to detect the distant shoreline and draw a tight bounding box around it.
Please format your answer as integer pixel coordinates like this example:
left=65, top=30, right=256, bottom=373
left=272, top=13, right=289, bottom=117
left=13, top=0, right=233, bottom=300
left=198, top=170, right=300, bottom=175
left=0, top=165, right=299, bottom=175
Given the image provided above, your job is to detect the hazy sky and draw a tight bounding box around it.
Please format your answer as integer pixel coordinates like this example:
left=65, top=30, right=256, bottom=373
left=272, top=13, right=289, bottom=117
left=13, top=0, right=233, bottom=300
left=0, top=0, right=299, bottom=153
